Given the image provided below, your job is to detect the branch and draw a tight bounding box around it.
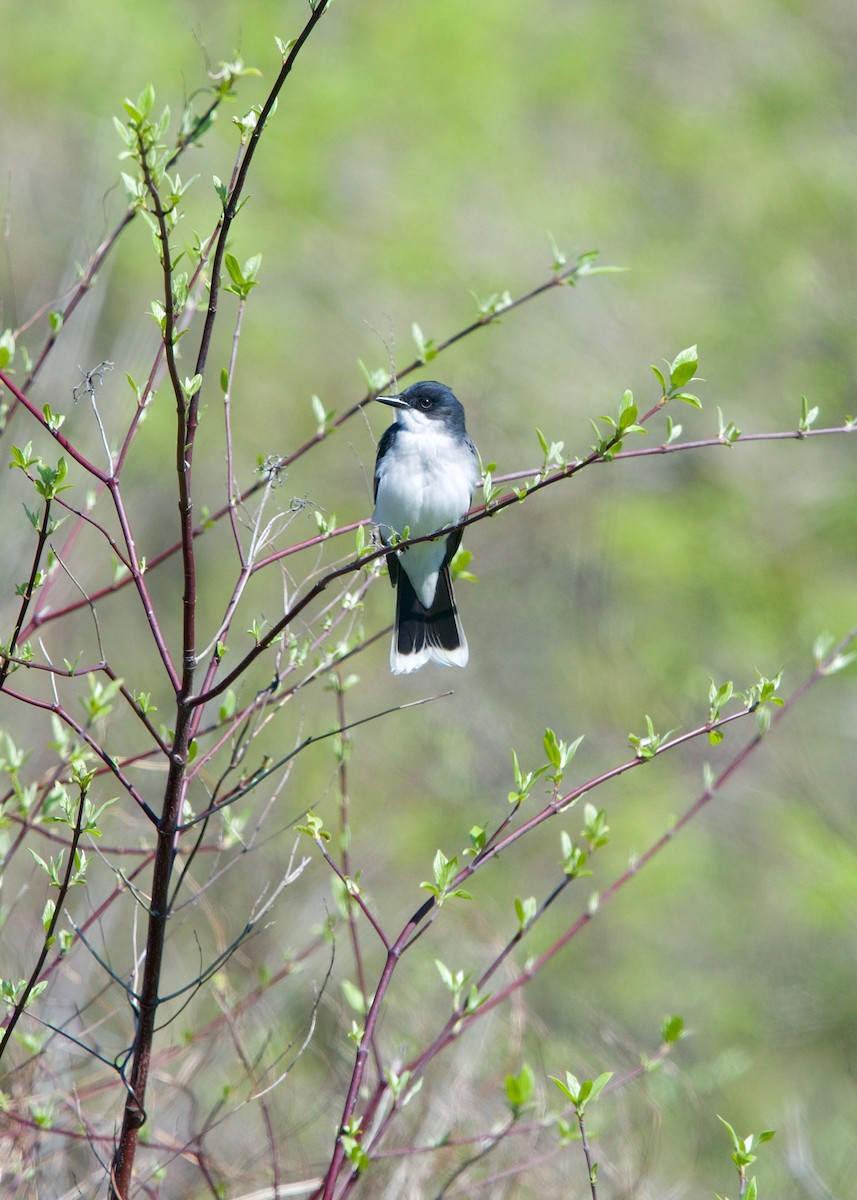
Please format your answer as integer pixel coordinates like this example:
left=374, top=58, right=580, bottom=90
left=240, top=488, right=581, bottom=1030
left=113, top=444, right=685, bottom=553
left=318, top=630, right=856, bottom=1195
left=0, top=497, right=54, bottom=693
left=0, top=251, right=605, bottom=634
left=0, top=782, right=88, bottom=1063
left=7, top=91, right=225, bottom=406
left=0, top=685, right=156, bottom=820
left=192, top=0, right=333, bottom=385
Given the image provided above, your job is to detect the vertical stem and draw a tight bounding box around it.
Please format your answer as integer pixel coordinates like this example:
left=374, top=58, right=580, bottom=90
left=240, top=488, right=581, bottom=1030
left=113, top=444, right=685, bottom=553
left=334, top=675, right=383, bottom=1081
left=0, top=497, right=52, bottom=693
left=108, top=12, right=334, bottom=1193
left=577, top=1112, right=598, bottom=1200
left=109, top=121, right=200, bottom=1200
left=0, top=777, right=87, bottom=1063
left=109, top=781, right=184, bottom=1196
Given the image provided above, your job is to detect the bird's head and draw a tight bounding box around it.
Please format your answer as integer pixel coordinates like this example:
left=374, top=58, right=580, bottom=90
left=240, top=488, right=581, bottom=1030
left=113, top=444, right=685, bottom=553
left=375, top=381, right=467, bottom=433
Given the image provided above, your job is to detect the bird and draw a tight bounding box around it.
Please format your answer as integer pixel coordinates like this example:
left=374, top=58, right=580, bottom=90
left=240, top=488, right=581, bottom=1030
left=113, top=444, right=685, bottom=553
left=372, top=381, right=480, bottom=674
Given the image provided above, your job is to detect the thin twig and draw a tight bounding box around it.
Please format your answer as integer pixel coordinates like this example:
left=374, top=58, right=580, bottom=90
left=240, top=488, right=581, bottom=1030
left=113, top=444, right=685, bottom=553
left=0, top=782, right=88, bottom=1062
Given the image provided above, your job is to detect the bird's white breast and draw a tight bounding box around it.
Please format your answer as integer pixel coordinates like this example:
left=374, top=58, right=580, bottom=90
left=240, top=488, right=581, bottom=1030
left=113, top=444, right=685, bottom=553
left=373, top=424, right=478, bottom=608
left=373, top=425, right=476, bottom=537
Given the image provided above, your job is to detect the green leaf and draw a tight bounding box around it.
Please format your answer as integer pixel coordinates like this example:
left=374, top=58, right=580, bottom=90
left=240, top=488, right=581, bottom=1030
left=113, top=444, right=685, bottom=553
left=213, top=175, right=229, bottom=208
left=560, top=831, right=590, bottom=879
left=572, top=249, right=627, bottom=279
left=798, top=394, right=819, bottom=432
left=224, top=253, right=244, bottom=287
left=296, top=810, right=330, bottom=841
left=547, top=230, right=567, bottom=271
left=138, top=83, right=155, bottom=120
left=514, top=895, right=538, bottom=930
left=450, top=546, right=477, bottom=583
left=341, top=979, right=367, bottom=1015
left=421, top=850, right=470, bottom=903
left=661, top=1013, right=685, bottom=1044
left=586, top=1071, right=612, bottom=1105
left=582, top=803, right=609, bottom=849
left=650, top=363, right=667, bottom=393
left=544, top=728, right=562, bottom=769
left=311, top=393, right=335, bottom=434
left=717, top=406, right=741, bottom=444
left=468, top=825, right=486, bottom=853
left=618, top=390, right=638, bottom=429
left=664, top=414, right=682, bottom=445
left=411, top=322, right=437, bottom=363
left=505, top=1063, right=535, bottom=1114
left=0, top=329, right=16, bottom=369
left=550, top=1069, right=611, bottom=1116
left=549, top=1071, right=579, bottom=1105
left=435, top=959, right=456, bottom=991
left=669, top=345, right=698, bottom=388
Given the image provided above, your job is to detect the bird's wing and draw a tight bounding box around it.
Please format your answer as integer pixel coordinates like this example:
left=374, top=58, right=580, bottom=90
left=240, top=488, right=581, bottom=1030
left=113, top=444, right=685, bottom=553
left=373, top=424, right=398, bottom=502
left=373, top=423, right=400, bottom=587
left=442, top=433, right=479, bottom=565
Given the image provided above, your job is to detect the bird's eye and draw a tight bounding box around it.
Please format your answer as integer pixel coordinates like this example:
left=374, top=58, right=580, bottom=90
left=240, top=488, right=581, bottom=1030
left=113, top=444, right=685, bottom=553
left=419, top=397, right=432, bottom=410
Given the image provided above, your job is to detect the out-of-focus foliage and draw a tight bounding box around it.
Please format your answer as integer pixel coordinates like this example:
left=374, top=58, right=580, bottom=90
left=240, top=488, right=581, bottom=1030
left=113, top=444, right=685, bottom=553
left=2, top=0, right=856, bottom=1195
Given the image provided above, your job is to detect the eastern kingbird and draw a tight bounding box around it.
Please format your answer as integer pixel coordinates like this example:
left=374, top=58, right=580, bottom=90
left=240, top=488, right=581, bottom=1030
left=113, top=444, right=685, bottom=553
left=372, top=381, right=480, bottom=674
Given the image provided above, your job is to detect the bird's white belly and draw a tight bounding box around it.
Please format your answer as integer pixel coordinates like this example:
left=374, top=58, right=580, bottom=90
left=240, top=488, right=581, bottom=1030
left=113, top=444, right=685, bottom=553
left=373, top=428, right=474, bottom=536
left=373, top=427, right=476, bottom=607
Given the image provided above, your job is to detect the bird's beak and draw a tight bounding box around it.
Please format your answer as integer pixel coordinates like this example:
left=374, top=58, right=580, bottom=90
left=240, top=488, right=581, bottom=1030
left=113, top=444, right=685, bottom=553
left=375, top=394, right=409, bottom=409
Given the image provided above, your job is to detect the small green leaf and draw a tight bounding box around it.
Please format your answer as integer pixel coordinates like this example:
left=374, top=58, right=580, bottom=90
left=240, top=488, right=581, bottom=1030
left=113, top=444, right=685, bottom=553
left=224, top=253, right=244, bottom=287
left=213, top=175, right=229, bottom=208
left=296, top=810, right=330, bottom=841
left=547, top=231, right=567, bottom=272
left=717, top=406, right=741, bottom=444
left=341, top=979, right=367, bottom=1015
left=514, top=895, right=538, bottom=930
left=505, top=1063, right=535, bottom=1114
left=544, top=727, right=562, bottom=769
left=664, top=414, right=682, bottom=444
left=661, top=1014, right=685, bottom=1044
left=0, top=329, right=16, bottom=369
left=467, top=825, right=486, bottom=855
left=669, top=345, right=698, bottom=388
left=411, top=322, right=437, bottom=363
left=798, top=394, right=819, bottom=433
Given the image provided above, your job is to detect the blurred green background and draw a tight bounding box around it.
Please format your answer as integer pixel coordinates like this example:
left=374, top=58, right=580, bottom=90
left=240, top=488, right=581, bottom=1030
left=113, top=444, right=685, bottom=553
left=2, top=0, right=857, bottom=1195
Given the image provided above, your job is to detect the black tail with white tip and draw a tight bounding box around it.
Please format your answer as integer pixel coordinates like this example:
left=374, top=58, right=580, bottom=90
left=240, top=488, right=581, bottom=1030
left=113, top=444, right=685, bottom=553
left=391, top=563, right=467, bottom=674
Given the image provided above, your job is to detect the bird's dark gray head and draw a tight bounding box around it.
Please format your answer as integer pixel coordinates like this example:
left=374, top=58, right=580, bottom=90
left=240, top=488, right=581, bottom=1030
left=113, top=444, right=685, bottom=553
left=375, top=381, right=467, bottom=432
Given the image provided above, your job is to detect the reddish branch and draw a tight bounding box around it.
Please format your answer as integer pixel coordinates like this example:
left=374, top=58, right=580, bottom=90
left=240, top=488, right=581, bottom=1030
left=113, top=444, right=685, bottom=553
left=314, top=627, right=855, bottom=1197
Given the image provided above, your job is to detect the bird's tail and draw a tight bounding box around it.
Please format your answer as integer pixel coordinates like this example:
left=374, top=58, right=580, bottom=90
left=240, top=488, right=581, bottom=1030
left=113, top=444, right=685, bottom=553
left=391, top=564, right=468, bottom=674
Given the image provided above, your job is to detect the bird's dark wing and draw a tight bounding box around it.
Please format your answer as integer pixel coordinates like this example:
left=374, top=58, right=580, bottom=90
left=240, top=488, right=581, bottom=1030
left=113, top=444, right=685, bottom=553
left=373, top=422, right=400, bottom=586
left=444, top=528, right=463, bottom=568
left=442, top=433, right=479, bottom=567
left=373, top=424, right=399, bottom=502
